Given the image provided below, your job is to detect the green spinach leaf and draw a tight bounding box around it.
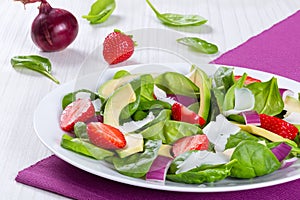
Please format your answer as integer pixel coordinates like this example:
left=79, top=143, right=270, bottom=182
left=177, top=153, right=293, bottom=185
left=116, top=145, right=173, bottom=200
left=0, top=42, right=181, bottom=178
left=246, top=77, right=284, bottom=116
left=61, top=134, right=114, bottom=160
left=164, top=120, right=202, bottom=144
left=74, top=122, right=89, bottom=140
left=167, top=159, right=237, bottom=184
left=62, top=89, right=100, bottom=110
left=112, top=140, right=161, bottom=178
left=11, top=55, right=59, bottom=84
left=225, top=130, right=260, bottom=149
left=146, top=0, right=207, bottom=26
left=155, top=72, right=199, bottom=98
left=230, top=140, right=281, bottom=178
left=177, top=37, right=218, bottom=54
left=82, top=0, right=116, bottom=24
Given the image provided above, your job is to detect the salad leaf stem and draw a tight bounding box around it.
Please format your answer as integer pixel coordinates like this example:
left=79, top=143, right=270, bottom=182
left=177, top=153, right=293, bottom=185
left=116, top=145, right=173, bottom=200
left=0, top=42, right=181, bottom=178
left=146, top=0, right=207, bottom=26
left=11, top=55, right=60, bottom=84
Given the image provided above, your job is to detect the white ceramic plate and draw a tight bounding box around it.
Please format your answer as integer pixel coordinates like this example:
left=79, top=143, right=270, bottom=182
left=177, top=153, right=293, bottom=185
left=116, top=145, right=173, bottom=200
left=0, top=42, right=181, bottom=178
left=33, top=62, right=300, bottom=193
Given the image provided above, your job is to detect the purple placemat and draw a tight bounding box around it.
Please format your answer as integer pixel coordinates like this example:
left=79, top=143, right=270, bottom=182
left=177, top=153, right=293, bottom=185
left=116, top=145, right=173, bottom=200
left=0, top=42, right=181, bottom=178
left=16, top=10, right=300, bottom=200
left=16, top=155, right=300, bottom=200
left=211, top=10, right=300, bottom=82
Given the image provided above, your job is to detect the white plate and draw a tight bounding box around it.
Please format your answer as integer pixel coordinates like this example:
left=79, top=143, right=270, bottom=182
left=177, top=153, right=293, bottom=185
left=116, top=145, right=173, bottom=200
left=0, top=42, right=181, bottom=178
left=34, top=62, right=300, bottom=193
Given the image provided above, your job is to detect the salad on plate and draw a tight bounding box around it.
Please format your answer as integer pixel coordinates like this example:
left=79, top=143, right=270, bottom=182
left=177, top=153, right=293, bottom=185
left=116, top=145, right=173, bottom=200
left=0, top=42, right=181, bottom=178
left=58, top=64, right=300, bottom=184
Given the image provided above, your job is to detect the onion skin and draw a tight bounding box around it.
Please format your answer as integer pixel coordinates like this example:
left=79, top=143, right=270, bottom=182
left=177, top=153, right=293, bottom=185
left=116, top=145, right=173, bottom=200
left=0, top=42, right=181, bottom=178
left=31, top=1, right=78, bottom=52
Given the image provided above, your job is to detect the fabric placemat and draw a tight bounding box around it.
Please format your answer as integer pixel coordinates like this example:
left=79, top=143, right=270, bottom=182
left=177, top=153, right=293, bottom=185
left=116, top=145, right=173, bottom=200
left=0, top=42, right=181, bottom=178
left=211, top=10, right=300, bottom=82
left=16, top=10, right=300, bottom=200
left=16, top=155, right=300, bottom=200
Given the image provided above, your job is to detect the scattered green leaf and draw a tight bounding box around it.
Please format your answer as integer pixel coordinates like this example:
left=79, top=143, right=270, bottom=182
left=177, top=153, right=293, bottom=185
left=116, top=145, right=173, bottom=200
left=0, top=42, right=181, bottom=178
left=177, top=37, right=218, bottom=54
left=146, top=0, right=207, bottom=26
left=11, top=55, right=60, bottom=84
left=82, top=0, right=116, bottom=24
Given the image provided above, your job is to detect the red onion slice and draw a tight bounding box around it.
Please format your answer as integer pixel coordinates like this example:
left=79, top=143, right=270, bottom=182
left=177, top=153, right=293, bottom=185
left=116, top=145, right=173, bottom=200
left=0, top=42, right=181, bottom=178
left=241, top=110, right=261, bottom=126
left=166, top=94, right=198, bottom=107
left=280, top=157, right=298, bottom=169
left=271, top=143, right=292, bottom=162
left=146, top=156, right=173, bottom=184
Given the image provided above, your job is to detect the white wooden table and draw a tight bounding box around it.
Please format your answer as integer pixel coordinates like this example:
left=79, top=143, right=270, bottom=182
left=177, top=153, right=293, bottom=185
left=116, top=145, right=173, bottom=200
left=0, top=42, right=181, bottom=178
left=1, top=0, right=300, bottom=199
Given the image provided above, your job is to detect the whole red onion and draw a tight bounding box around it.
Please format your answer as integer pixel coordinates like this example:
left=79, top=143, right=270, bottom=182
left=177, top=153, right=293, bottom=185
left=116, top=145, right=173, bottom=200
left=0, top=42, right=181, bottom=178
left=30, top=0, right=78, bottom=52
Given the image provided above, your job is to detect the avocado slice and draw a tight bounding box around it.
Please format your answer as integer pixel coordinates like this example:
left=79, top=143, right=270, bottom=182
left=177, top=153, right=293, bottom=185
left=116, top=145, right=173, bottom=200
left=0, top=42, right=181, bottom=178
left=187, top=65, right=212, bottom=121
left=103, top=83, right=136, bottom=128
left=98, top=74, right=139, bottom=99
left=158, top=144, right=173, bottom=158
left=116, top=133, right=144, bottom=158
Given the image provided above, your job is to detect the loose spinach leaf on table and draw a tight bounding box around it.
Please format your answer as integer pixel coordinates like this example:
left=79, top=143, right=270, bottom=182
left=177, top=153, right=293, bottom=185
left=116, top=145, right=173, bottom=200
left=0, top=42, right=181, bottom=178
left=112, top=140, right=161, bottom=178
left=11, top=55, right=60, bottom=84
left=82, top=0, right=116, bottom=24
left=230, top=140, right=281, bottom=179
left=177, top=37, right=218, bottom=54
left=146, top=0, right=207, bottom=26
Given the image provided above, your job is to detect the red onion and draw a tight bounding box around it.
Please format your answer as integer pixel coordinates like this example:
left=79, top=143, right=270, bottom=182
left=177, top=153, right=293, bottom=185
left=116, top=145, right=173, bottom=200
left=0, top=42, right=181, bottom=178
left=166, top=94, right=198, bottom=107
left=241, top=110, right=261, bottom=126
left=271, top=143, right=292, bottom=162
left=18, top=0, right=79, bottom=52
left=146, top=156, right=173, bottom=183
left=280, top=157, right=298, bottom=169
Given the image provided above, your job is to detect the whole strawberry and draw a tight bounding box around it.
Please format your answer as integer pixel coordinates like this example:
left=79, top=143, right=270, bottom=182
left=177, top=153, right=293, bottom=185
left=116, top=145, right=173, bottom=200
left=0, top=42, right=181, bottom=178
left=103, top=30, right=135, bottom=65
left=259, top=114, right=298, bottom=140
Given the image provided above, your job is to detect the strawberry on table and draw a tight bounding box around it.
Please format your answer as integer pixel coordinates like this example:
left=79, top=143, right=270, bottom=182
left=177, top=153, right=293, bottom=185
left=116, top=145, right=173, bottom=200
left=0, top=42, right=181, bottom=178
left=60, top=98, right=95, bottom=132
left=234, top=75, right=261, bottom=85
left=259, top=114, right=298, bottom=140
left=171, top=102, right=206, bottom=126
left=87, top=122, right=126, bottom=149
left=103, top=29, right=135, bottom=65
left=171, top=134, right=209, bottom=157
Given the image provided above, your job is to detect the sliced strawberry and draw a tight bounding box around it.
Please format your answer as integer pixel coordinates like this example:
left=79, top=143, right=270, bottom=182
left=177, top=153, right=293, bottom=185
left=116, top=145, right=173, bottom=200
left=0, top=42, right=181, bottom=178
left=171, top=102, right=206, bottom=126
left=234, top=75, right=261, bottom=85
left=171, top=134, right=209, bottom=157
left=103, top=30, right=135, bottom=65
left=60, top=98, right=95, bottom=132
left=87, top=122, right=126, bottom=149
left=259, top=114, right=298, bottom=140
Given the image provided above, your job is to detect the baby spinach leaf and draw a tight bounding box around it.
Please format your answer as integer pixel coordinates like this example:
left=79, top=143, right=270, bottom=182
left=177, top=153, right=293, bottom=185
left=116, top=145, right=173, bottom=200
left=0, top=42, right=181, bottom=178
left=82, top=0, right=116, bottom=24
left=222, top=73, right=247, bottom=112
left=155, top=72, right=199, bottom=98
left=61, top=134, right=114, bottom=160
left=11, top=55, right=59, bottom=84
left=225, top=130, right=260, bottom=150
left=167, top=159, right=237, bottom=184
left=164, top=120, right=202, bottom=144
left=146, top=0, right=207, bottom=26
left=246, top=77, right=284, bottom=116
left=177, top=37, right=218, bottom=54
left=62, top=89, right=100, bottom=110
left=113, top=70, right=131, bottom=79
left=74, top=122, right=89, bottom=140
left=112, top=140, right=162, bottom=178
left=230, top=140, right=281, bottom=179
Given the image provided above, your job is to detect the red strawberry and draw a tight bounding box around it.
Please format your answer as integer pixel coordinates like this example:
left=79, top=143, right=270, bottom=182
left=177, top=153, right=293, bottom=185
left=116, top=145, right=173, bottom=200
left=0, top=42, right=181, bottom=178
left=103, top=30, right=135, bottom=65
left=171, top=134, right=209, bottom=157
left=234, top=75, right=261, bottom=85
left=171, top=102, right=206, bottom=126
left=60, top=98, right=95, bottom=132
left=259, top=114, right=298, bottom=140
left=87, top=122, right=126, bottom=149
